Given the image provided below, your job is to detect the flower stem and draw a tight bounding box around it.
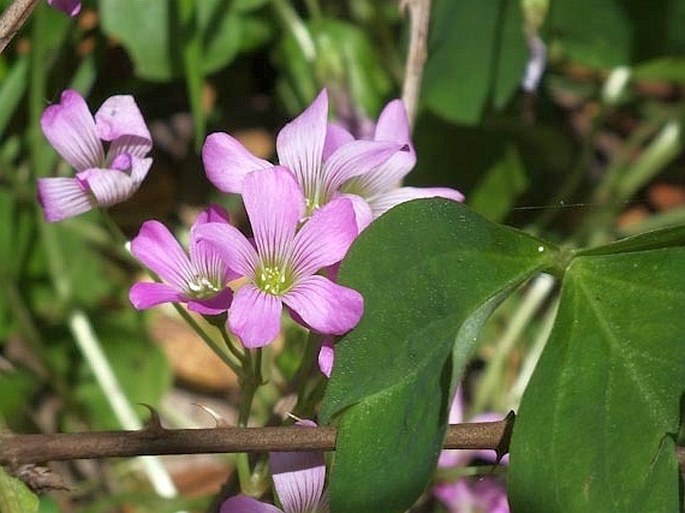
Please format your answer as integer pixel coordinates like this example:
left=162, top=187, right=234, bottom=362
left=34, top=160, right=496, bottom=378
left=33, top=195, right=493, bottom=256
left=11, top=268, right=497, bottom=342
left=235, top=348, right=264, bottom=496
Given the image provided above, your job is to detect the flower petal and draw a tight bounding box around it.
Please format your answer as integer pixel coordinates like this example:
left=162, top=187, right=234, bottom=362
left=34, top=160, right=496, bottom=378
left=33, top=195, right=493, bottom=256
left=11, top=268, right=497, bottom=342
left=283, top=275, right=363, bottom=335
left=229, top=285, right=283, bottom=348
left=340, top=193, right=373, bottom=233
left=368, top=186, right=465, bottom=218
left=129, top=156, right=153, bottom=187
left=374, top=99, right=411, bottom=144
left=188, top=288, right=234, bottom=316
left=203, top=132, right=271, bottom=194
left=322, top=123, right=354, bottom=161
left=242, top=167, right=304, bottom=263
left=193, top=222, right=259, bottom=278
left=290, top=197, right=357, bottom=276
left=128, top=282, right=185, bottom=310
left=130, top=220, right=193, bottom=289
left=318, top=337, right=335, bottom=378
left=95, top=95, right=152, bottom=158
left=36, top=177, right=94, bottom=222
left=47, top=0, right=81, bottom=16
left=194, top=203, right=231, bottom=226
left=220, top=495, right=283, bottom=513
left=270, top=427, right=326, bottom=513
left=41, top=90, right=103, bottom=171
left=322, top=140, right=408, bottom=195
left=276, top=90, right=328, bottom=198
left=76, top=168, right=136, bottom=207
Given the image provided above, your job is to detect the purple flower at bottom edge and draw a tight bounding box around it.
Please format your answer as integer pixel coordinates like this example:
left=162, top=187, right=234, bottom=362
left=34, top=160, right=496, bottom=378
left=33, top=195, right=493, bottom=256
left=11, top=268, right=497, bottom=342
left=434, top=478, right=509, bottom=513
left=37, top=89, right=152, bottom=222
left=221, top=421, right=328, bottom=513
left=47, top=0, right=81, bottom=16
left=128, top=205, right=235, bottom=315
left=194, top=166, right=364, bottom=348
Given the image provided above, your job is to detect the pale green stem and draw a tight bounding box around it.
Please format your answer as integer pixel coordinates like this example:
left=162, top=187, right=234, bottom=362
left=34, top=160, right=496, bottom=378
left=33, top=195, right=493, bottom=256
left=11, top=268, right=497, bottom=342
left=472, top=273, right=556, bottom=414
left=271, top=0, right=316, bottom=62
left=67, top=310, right=180, bottom=500
left=507, top=295, right=560, bottom=410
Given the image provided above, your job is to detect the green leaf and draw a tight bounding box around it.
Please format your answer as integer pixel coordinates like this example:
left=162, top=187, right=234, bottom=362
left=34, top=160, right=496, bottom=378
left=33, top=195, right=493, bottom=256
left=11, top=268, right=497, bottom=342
left=99, top=0, right=270, bottom=81
left=547, top=0, right=630, bottom=68
left=321, top=199, right=556, bottom=513
left=575, top=224, right=685, bottom=256
left=509, top=248, right=685, bottom=512
left=423, top=0, right=527, bottom=124
left=468, top=145, right=528, bottom=222
left=0, top=466, right=39, bottom=513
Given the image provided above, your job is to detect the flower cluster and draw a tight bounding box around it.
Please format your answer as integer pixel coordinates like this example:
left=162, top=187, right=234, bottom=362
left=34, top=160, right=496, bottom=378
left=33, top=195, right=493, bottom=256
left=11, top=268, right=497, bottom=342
left=38, top=90, right=152, bottom=222
left=38, top=88, right=463, bottom=370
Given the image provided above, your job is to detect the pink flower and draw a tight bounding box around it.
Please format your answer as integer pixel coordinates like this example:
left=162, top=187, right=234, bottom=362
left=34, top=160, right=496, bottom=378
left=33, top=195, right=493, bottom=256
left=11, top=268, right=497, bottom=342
left=37, top=90, right=152, bottom=222
left=221, top=421, right=328, bottom=513
left=47, top=0, right=81, bottom=16
left=435, top=387, right=510, bottom=513
left=434, top=478, right=509, bottom=513
left=194, top=167, right=363, bottom=348
left=202, top=90, right=413, bottom=231
left=128, top=205, right=234, bottom=315
left=331, top=99, right=464, bottom=229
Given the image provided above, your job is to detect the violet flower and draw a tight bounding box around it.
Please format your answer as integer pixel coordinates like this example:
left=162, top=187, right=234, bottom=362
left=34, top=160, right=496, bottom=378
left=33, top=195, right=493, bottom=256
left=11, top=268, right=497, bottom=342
left=47, top=0, right=81, bottom=16
left=202, top=89, right=410, bottom=230
left=128, top=205, right=234, bottom=315
left=221, top=421, right=328, bottom=513
left=334, top=98, right=465, bottom=229
left=38, top=90, right=152, bottom=222
left=435, top=387, right=510, bottom=513
left=194, top=167, right=363, bottom=348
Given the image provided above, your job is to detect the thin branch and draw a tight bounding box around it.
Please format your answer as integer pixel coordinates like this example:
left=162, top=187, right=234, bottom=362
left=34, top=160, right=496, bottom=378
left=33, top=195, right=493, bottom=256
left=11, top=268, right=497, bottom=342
left=1, top=419, right=514, bottom=465
left=0, top=0, right=40, bottom=54
left=400, top=0, right=431, bottom=132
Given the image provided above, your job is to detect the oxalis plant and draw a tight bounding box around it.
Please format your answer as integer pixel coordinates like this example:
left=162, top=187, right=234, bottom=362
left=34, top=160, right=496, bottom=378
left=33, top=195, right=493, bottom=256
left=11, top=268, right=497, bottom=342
left=0, top=1, right=684, bottom=513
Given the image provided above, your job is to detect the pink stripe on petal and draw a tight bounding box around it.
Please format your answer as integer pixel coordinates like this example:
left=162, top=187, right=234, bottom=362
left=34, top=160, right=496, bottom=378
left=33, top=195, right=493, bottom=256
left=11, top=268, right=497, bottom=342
left=322, top=140, right=408, bottom=194
left=368, top=186, right=465, bottom=219
left=41, top=90, right=104, bottom=171
left=130, top=221, right=194, bottom=289
left=220, top=495, right=283, bottom=513
left=283, top=275, right=363, bottom=335
left=290, top=197, right=357, bottom=277
left=242, top=167, right=303, bottom=264
left=193, top=222, right=259, bottom=278
left=128, top=282, right=185, bottom=310
left=77, top=168, right=135, bottom=207
left=276, top=90, right=328, bottom=198
left=95, top=95, right=152, bottom=157
left=203, top=132, right=271, bottom=194
left=270, top=428, right=325, bottom=513
left=128, top=156, right=153, bottom=187
left=229, top=285, right=282, bottom=348
left=37, top=177, right=94, bottom=222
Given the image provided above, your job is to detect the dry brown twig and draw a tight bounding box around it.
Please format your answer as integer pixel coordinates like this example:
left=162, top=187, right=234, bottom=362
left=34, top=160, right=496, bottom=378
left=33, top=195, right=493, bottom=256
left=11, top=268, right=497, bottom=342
left=0, top=0, right=40, bottom=54
left=1, top=417, right=514, bottom=465
left=400, top=0, right=432, bottom=132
